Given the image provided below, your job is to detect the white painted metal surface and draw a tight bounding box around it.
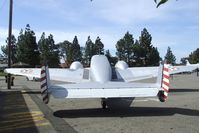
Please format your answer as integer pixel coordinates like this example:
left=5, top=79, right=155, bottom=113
left=5, top=55, right=197, bottom=83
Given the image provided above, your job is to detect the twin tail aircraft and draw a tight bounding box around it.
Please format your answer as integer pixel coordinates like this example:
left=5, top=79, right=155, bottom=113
left=5, top=55, right=194, bottom=109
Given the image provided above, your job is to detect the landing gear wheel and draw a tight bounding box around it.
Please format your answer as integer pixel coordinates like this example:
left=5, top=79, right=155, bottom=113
left=101, top=100, right=107, bottom=109
left=158, top=91, right=166, bottom=102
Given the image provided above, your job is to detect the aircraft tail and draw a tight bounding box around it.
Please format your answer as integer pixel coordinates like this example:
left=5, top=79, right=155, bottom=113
left=40, top=65, right=51, bottom=104
left=157, top=61, right=170, bottom=102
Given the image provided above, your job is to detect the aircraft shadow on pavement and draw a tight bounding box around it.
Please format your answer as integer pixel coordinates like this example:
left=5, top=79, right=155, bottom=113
left=53, top=107, right=199, bottom=118
left=0, top=91, right=40, bottom=133
left=170, top=88, right=199, bottom=93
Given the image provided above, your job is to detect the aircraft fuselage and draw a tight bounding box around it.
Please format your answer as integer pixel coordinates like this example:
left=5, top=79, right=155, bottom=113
left=90, top=55, right=112, bottom=83
left=90, top=55, right=133, bottom=108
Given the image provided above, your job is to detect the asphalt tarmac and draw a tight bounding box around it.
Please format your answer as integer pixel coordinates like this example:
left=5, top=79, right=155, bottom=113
left=0, top=73, right=199, bottom=133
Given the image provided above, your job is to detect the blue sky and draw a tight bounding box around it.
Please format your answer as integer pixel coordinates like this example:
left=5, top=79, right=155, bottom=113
left=0, top=0, right=199, bottom=62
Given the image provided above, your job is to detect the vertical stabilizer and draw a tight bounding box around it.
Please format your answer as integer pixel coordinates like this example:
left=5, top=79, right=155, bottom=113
left=158, top=62, right=170, bottom=102
left=40, top=65, right=50, bottom=104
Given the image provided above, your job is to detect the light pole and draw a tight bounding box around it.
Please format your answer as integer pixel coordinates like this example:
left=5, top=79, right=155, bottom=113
left=7, top=0, right=13, bottom=89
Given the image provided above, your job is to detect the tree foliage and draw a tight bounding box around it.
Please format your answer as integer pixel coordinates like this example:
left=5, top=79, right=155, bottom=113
left=188, top=48, right=199, bottom=64
left=58, top=40, right=73, bottom=66
left=95, top=36, right=104, bottom=55
left=1, top=35, right=17, bottom=63
left=116, top=29, right=160, bottom=67
left=138, top=28, right=160, bottom=66
left=0, top=23, right=169, bottom=68
left=164, top=46, right=176, bottom=65
left=58, top=36, right=82, bottom=67
left=38, top=32, right=60, bottom=67
left=72, top=36, right=82, bottom=61
left=1, top=45, right=8, bottom=57
left=180, top=57, right=187, bottom=65
left=16, top=24, right=40, bottom=67
left=84, top=36, right=95, bottom=66
left=116, top=32, right=134, bottom=65
left=105, top=50, right=118, bottom=66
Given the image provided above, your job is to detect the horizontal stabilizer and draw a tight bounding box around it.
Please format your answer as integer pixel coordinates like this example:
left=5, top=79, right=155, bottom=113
left=48, top=82, right=160, bottom=99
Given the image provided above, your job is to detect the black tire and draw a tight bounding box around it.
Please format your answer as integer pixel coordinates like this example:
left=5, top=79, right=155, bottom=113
left=158, top=91, right=166, bottom=102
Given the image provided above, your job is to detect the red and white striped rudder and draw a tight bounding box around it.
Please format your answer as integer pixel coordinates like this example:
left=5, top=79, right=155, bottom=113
left=162, top=63, right=170, bottom=99
left=158, top=62, right=170, bottom=102
left=40, top=65, right=49, bottom=104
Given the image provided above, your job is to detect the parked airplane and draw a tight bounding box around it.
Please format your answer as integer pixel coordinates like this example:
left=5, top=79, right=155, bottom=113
left=5, top=56, right=196, bottom=83
left=4, top=55, right=194, bottom=109
left=6, top=55, right=169, bottom=108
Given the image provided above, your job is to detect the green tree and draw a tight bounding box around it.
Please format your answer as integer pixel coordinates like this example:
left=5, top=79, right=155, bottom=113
left=38, top=32, right=59, bottom=67
left=1, top=35, right=17, bottom=63
left=84, top=36, right=95, bottom=66
left=148, top=47, right=161, bottom=66
left=132, top=39, right=145, bottom=66
left=1, top=45, right=8, bottom=57
left=105, top=49, right=118, bottom=66
left=72, top=36, right=82, bottom=61
left=16, top=24, right=40, bottom=67
left=58, top=36, right=82, bottom=66
left=116, top=32, right=134, bottom=65
left=95, top=36, right=104, bottom=55
left=139, top=28, right=160, bottom=66
left=164, top=46, right=176, bottom=65
left=58, top=40, right=73, bottom=66
left=188, top=48, right=199, bottom=64
left=180, top=57, right=187, bottom=65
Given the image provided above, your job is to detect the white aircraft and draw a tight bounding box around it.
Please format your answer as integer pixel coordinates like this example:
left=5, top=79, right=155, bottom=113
left=4, top=55, right=194, bottom=109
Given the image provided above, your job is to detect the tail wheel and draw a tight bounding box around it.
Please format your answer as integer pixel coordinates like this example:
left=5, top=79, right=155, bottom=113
left=158, top=91, right=166, bottom=102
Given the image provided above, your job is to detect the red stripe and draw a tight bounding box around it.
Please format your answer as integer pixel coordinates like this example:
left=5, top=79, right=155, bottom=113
left=164, top=68, right=169, bottom=72
left=41, top=88, right=48, bottom=94
left=41, top=82, right=47, bottom=89
left=41, top=69, right=45, bottom=74
left=163, top=94, right=167, bottom=99
left=40, top=76, right=46, bottom=82
left=163, top=81, right=169, bottom=87
left=42, top=94, right=49, bottom=102
left=163, top=75, right=169, bottom=79
left=162, top=87, right=169, bottom=93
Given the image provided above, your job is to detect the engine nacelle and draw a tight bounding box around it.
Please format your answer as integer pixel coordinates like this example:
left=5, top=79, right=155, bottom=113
left=70, top=61, right=83, bottom=70
left=115, top=61, right=128, bottom=70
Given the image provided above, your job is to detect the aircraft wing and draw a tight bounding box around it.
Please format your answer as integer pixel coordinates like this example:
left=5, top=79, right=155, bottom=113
left=4, top=68, right=89, bottom=83
left=4, top=68, right=41, bottom=78
left=168, top=65, right=197, bottom=74
left=115, top=65, right=197, bottom=82
left=49, top=82, right=160, bottom=99
left=115, top=67, right=158, bottom=82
